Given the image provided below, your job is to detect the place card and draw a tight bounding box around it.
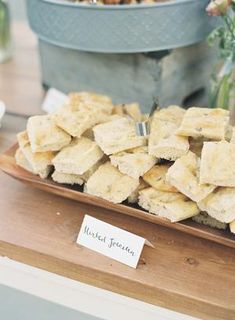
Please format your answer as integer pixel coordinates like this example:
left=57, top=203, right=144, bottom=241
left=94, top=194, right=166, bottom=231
left=77, top=215, right=153, bottom=268
left=42, top=88, right=69, bottom=113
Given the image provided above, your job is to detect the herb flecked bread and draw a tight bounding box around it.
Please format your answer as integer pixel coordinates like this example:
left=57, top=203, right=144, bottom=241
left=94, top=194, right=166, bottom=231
left=13, top=93, right=235, bottom=234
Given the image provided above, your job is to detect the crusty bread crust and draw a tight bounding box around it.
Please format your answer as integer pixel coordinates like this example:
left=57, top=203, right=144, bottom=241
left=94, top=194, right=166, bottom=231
left=52, top=171, right=84, bottom=185
left=198, top=187, right=235, bottom=223
left=15, top=148, right=34, bottom=173
left=192, top=212, right=227, bottom=230
left=138, top=187, right=199, bottom=222
left=17, top=131, right=54, bottom=179
left=230, top=220, right=235, bottom=234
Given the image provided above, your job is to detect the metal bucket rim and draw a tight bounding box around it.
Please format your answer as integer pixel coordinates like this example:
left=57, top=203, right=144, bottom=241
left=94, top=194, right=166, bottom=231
left=42, top=0, right=199, bottom=10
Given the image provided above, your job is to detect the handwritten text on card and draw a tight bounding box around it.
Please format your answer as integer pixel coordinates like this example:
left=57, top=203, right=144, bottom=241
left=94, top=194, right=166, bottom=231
left=76, top=215, right=148, bottom=268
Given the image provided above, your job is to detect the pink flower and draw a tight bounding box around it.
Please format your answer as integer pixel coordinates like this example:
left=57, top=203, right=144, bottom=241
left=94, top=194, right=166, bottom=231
left=206, top=0, right=232, bottom=16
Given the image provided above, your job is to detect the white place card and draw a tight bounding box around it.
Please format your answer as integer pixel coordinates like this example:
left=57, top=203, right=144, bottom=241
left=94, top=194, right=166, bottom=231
left=42, top=88, right=69, bottom=113
left=77, top=215, right=151, bottom=268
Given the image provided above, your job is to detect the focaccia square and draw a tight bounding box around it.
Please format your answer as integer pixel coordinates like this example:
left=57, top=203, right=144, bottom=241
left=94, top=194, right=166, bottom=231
left=27, top=115, right=71, bottom=152
left=198, top=188, right=235, bottom=223
left=148, top=117, right=189, bottom=161
left=230, top=127, right=235, bottom=143
left=166, top=151, right=215, bottom=202
left=68, top=91, right=113, bottom=115
left=138, top=187, right=199, bottom=222
left=177, top=107, right=229, bottom=140
left=110, top=147, right=156, bottom=179
left=192, top=212, right=227, bottom=230
left=143, top=164, right=177, bottom=193
left=153, top=105, right=185, bottom=126
left=52, top=171, right=84, bottom=185
left=81, top=156, right=107, bottom=182
left=93, top=117, right=145, bottom=155
left=230, top=220, right=235, bottom=234
left=17, top=131, right=54, bottom=179
left=200, top=141, right=235, bottom=187
left=52, top=137, right=104, bottom=175
left=127, top=179, right=149, bottom=204
left=85, top=162, right=139, bottom=204
left=53, top=107, right=100, bottom=138
left=52, top=156, right=105, bottom=185
left=123, top=103, right=142, bottom=122
left=15, top=148, right=34, bottom=174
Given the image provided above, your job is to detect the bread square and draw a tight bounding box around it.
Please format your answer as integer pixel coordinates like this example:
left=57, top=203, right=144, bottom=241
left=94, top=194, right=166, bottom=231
left=110, top=146, right=156, bottom=179
left=153, top=105, right=185, bottom=126
left=192, top=212, right=227, bottom=230
left=17, top=131, right=54, bottom=179
left=198, top=188, right=235, bottom=223
left=138, top=187, right=199, bottom=222
left=52, top=137, right=104, bottom=175
left=230, top=220, right=235, bottom=234
left=81, top=156, right=107, bottom=182
left=53, top=107, right=100, bottom=138
left=166, top=151, right=216, bottom=202
left=143, top=164, right=178, bottom=193
left=27, top=115, right=71, bottom=152
left=123, top=103, right=142, bottom=122
left=148, top=117, right=189, bottom=161
left=177, top=107, right=229, bottom=140
left=52, top=156, right=105, bottom=185
left=17, top=130, right=29, bottom=149
left=52, top=171, right=84, bottom=185
left=127, top=179, right=149, bottom=204
left=68, top=91, right=113, bottom=115
left=230, top=127, right=235, bottom=143
left=93, top=117, right=145, bottom=155
left=15, top=148, right=34, bottom=173
left=200, top=141, right=235, bottom=187
left=85, top=162, right=139, bottom=204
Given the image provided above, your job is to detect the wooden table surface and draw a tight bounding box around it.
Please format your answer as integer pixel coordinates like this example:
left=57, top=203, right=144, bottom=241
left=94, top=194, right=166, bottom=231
left=0, top=22, right=235, bottom=320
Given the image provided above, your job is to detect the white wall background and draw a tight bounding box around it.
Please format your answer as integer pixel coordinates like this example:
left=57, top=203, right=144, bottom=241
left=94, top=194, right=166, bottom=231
left=9, top=0, right=26, bottom=20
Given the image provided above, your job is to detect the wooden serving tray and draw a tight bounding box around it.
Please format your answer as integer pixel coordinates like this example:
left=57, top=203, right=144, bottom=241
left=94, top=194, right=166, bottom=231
left=1, top=143, right=235, bottom=249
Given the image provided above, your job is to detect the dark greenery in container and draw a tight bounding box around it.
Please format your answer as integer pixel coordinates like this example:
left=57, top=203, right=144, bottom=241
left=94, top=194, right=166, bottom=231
left=207, top=0, right=235, bottom=109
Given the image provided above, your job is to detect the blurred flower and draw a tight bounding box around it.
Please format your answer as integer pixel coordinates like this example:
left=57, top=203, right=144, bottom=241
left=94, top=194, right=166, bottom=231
left=206, top=0, right=232, bottom=16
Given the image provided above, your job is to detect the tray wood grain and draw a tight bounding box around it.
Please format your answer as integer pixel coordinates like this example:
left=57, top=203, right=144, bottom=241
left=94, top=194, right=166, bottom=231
left=1, top=143, right=235, bottom=249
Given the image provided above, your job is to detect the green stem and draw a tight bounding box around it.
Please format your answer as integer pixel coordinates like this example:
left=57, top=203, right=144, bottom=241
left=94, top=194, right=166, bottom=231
left=0, top=1, right=10, bottom=49
left=217, top=74, right=231, bottom=109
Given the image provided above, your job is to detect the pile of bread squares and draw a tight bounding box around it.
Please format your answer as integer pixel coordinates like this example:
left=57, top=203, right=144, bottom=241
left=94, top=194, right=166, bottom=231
left=15, top=91, right=235, bottom=234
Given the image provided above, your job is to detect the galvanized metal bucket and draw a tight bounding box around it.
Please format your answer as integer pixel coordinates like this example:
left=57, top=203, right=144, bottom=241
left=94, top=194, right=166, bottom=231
left=26, top=0, right=219, bottom=53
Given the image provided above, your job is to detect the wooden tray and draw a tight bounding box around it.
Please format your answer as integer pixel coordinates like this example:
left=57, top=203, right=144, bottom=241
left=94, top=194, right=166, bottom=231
left=1, top=143, right=235, bottom=249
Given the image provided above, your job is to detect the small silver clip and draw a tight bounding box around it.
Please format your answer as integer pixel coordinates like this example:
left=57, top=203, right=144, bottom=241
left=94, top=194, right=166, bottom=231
left=135, top=97, right=159, bottom=136
left=135, top=121, right=150, bottom=136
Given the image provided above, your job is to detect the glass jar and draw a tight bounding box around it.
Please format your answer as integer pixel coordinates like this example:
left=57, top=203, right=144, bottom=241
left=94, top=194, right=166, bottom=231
left=0, top=0, right=12, bottom=63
